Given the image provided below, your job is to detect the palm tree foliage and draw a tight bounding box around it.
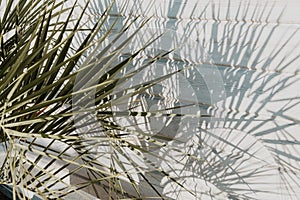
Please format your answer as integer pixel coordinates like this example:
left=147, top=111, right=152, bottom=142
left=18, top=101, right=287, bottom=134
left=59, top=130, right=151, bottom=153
left=0, top=0, right=201, bottom=199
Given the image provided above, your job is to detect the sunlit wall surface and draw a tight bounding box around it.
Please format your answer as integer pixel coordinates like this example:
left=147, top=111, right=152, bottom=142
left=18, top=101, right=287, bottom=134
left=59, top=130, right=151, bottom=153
left=78, top=0, right=300, bottom=199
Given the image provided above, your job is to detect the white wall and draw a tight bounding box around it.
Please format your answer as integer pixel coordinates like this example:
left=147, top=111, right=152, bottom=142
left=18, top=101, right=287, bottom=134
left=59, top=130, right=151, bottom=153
left=48, top=0, right=300, bottom=199
left=92, top=0, right=300, bottom=199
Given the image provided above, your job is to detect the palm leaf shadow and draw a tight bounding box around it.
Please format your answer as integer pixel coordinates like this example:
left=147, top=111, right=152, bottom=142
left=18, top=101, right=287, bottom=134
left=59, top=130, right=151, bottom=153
left=50, top=0, right=300, bottom=199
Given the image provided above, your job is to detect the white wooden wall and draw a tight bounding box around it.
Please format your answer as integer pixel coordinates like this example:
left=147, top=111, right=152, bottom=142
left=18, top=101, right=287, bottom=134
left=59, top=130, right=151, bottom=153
left=77, top=0, right=300, bottom=199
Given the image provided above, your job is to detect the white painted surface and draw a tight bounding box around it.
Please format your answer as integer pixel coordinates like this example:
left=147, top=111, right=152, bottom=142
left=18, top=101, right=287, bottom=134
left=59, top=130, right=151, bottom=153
left=90, top=0, right=300, bottom=199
